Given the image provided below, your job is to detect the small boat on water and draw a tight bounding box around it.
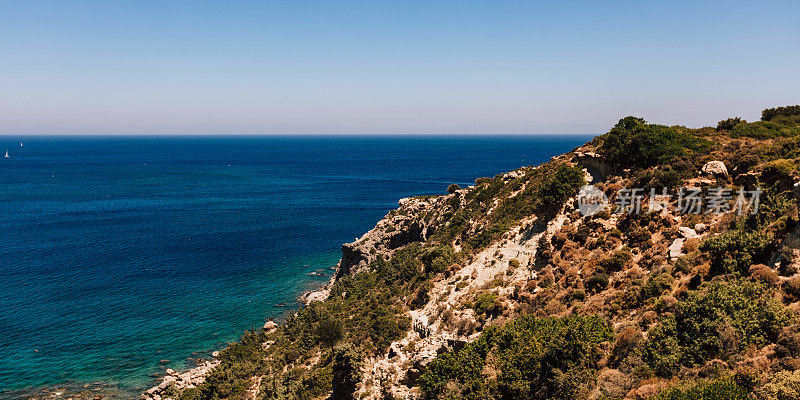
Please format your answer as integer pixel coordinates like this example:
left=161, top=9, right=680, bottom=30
left=4, top=149, right=8, bottom=158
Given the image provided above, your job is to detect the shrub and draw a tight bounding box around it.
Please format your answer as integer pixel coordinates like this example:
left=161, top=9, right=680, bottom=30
left=731, top=121, right=800, bottom=139
left=634, top=165, right=691, bottom=189
left=777, top=323, right=800, bottom=357
left=331, top=343, right=364, bottom=399
left=757, top=370, right=800, bottom=400
left=418, top=315, right=612, bottom=400
left=762, top=105, right=800, bottom=122
left=536, top=164, right=586, bottom=216
left=376, top=243, right=423, bottom=282
left=610, top=324, right=644, bottom=365
left=421, top=245, right=457, bottom=275
left=598, top=116, right=711, bottom=169
left=717, top=117, right=746, bottom=131
left=317, top=316, right=344, bottom=347
left=599, top=249, right=633, bottom=272
left=700, top=229, right=771, bottom=276
left=585, top=272, right=609, bottom=293
left=750, top=264, right=778, bottom=285
left=652, top=379, right=751, bottom=400
left=368, top=305, right=411, bottom=352
left=640, top=273, right=673, bottom=301
left=643, top=280, right=792, bottom=376
left=761, top=159, right=797, bottom=185
left=472, top=291, right=500, bottom=315
left=447, top=183, right=461, bottom=194
left=783, top=276, right=800, bottom=301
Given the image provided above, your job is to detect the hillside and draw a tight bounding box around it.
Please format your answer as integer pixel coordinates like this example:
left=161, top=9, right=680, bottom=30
left=146, top=105, right=800, bottom=400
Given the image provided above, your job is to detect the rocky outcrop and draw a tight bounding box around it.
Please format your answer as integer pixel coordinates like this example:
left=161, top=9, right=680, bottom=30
left=142, top=358, right=220, bottom=400
left=336, top=197, right=441, bottom=278
left=701, top=160, right=729, bottom=178
left=574, top=150, right=612, bottom=182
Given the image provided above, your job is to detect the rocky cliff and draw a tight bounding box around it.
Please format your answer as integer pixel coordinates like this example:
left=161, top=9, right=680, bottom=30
left=148, top=106, right=800, bottom=400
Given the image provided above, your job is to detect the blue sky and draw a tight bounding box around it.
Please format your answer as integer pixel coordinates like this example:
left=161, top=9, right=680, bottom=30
left=1, top=1, right=798, bottom=134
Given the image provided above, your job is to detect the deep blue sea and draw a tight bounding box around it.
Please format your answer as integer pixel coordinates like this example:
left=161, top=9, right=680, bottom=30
left=0, top=135, right=591, bottom=396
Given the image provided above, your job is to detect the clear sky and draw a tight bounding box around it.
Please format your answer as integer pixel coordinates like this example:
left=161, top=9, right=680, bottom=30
left=1, top=1, right=798, bottom=135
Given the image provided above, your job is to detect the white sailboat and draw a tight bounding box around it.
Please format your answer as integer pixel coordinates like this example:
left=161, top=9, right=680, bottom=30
left=4, top=149, right=8, bottom=158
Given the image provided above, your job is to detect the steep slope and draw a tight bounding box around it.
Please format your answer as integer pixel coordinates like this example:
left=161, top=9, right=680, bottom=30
left=148, top=105, right=800, bottom=400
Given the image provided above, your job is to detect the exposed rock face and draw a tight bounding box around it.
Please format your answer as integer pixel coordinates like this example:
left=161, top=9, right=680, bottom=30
left=678, top=226, right=699, bottom=240
left=354, top=209, right=564, bottom=399
left=336, top=196, right=441, bottom=279
left=701, top=160, right=729, bottom=178
left=142, top=359, right=220, bottom=400
left=303, top=195, right=453, bottom=305
left=574, top=151, right=612, bottom=182
left=669, top=238, right=685, bottom=260
left=263, top=320, right=278, bottom=332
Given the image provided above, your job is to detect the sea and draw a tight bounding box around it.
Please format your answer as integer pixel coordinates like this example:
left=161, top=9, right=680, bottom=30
left=0, top=135, right=592, bottom=398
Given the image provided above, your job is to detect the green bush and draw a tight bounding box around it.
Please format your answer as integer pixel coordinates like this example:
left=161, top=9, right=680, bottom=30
left=644, top=280, right=792, bottom=377
left=761, top=159, right=797, bottom=185
left=731, top=120, right=800, bottom=139
left=472, top=291, right=500, bottom=315
left=640, top=273, right=672, bottom=301
left=447, top=183, right=461, bottom=194
left=762, top=105, right=800, bottom=122
left=759, top=370, right=800, bottom=400
left=368, top=305, right=411, bottom=352
left=316, top=316, right=344, bottom=347
left=717, top=117, right=746, bottom=131
left=421, top=245, right=457, bottom=275
left=418, top=315, right=612, bottom=400
left=585, top=272, right=609, bottom=293
left=331, top=342, right=364, bottom=399
left=634, top=165, right=691, bottom=189
left=700, top=229, right=771, bottom=276
left=652, top=378, right=751, bottom=400
left=536, top=164, right=586, bottom=215
left=376, top=243, right=424, bottom=283
left=599, top=116, right=711, bottom=168
left=599, top=249, right=632, bottom=272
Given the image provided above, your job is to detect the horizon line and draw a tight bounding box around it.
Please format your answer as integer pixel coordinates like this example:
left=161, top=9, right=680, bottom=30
left=0, top=132, right=600, bottom=137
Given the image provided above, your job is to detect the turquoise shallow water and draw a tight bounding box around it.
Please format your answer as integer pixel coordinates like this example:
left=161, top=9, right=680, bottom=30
left=0, top=135, right=592, bottom=396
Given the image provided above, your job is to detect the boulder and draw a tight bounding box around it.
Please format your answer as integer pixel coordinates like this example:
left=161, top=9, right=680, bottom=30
left=669, top=238, right=685, bottom=260
left=701, top=161, right=728, bottom=178
left=263, top=320, right=278, bottom=332
left=678, top=227, right=699, bottom=239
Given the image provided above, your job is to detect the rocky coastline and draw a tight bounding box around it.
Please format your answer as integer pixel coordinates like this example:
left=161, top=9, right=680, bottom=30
left=140, top=356, right=220, bottom=400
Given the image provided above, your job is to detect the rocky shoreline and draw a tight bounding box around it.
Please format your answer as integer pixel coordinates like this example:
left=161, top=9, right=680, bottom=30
left=4, top=381, right=130, bottom=400
left=140, top=355, right=220, bottom=400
